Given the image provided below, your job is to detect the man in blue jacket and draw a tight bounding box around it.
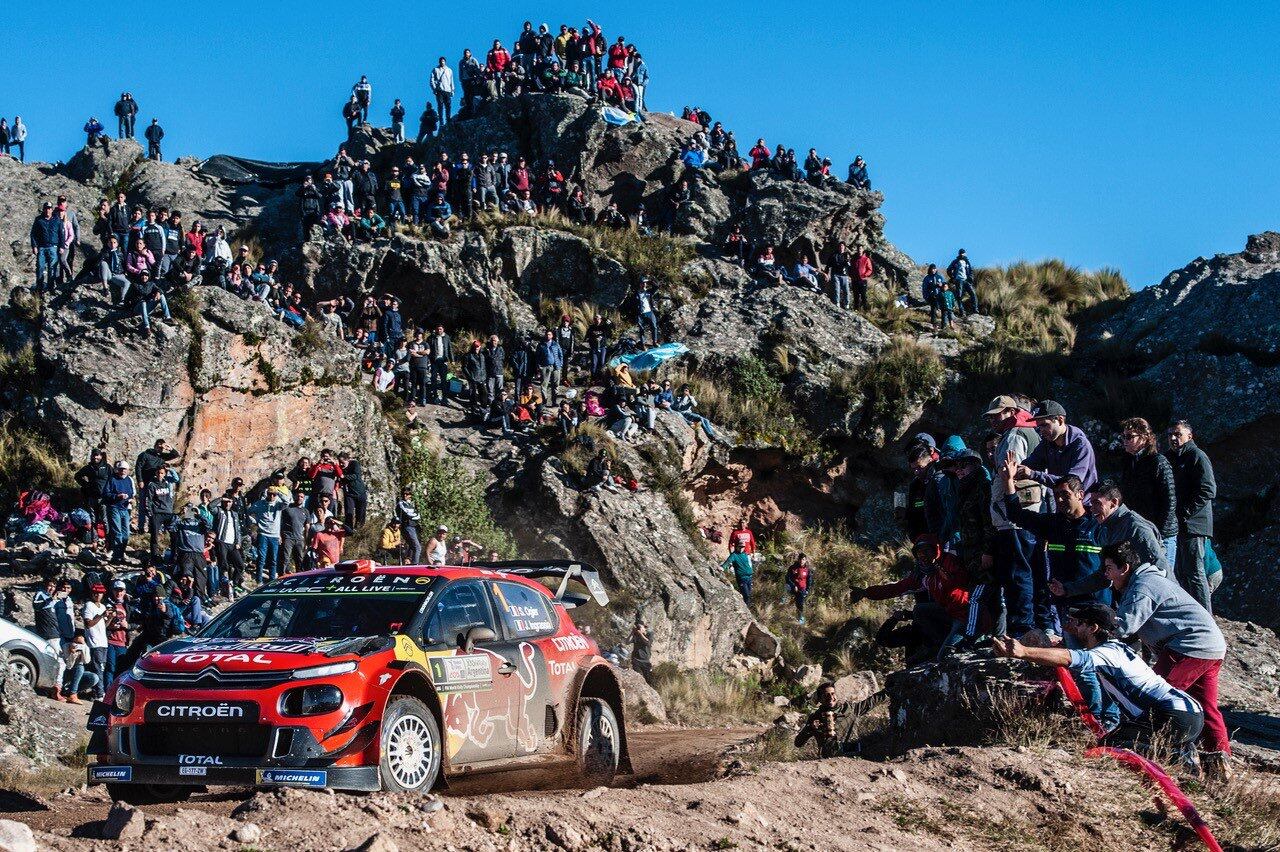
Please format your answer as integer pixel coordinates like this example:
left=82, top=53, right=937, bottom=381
left=102, top=460, right=136, bottom=565
left=377, top=296, right=403, bottom=358
left=536, top=329, right=564, bottom=404
left=30, top=202, right=65, bottom=292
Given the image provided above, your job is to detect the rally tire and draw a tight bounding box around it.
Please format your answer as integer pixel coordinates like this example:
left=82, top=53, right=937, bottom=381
left=379, top=695, right=442, bottom=793
left=575, top=697, right=620, bottom=787
left=106, top=783, right=193, bottom=805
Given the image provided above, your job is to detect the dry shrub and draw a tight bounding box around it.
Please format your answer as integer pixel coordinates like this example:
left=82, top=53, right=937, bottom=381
left=537, top=298, right=625, bottom=337
left=830, top=336, right=945, bottom=423
left=650, top=664, right=775, bottom=726
left=1198, top=773, right=1280, bottom=851
left=0, top=415, right=74, bottom=505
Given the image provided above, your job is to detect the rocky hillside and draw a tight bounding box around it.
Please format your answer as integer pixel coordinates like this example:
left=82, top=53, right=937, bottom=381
left=2, top=91, right=1278, bottom=668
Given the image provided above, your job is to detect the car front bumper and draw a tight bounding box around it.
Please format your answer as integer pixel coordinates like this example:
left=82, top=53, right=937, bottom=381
left=87, top=762, right=381, bottom=791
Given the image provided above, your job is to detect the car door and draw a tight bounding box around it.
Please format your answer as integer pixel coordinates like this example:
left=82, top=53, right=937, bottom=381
left=485, top=580, right=560, bottom=755
left=420, top=580, right=517, bottom=764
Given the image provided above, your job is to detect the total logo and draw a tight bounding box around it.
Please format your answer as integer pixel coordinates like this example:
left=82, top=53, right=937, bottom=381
left=179, top=754, right=225, bottom=765
left=168, top=652, right=274, bottom=665
left=154, top=703, right=246, bottom=719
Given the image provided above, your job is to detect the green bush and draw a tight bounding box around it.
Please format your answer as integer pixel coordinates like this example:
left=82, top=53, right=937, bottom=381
left=0, top=345, right=40, bottom=403
left=169, top=289, right=206, bottom=387
left=833, top=337, right=945, bottom=424
left=400, top=434, right=514, bottom=556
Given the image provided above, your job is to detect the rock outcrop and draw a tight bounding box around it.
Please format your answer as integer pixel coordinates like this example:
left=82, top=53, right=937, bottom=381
left=21, top=282, right=395, bottom=509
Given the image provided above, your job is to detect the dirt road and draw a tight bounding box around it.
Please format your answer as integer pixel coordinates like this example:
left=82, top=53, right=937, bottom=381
left=14, top=726, right=760, bottom=838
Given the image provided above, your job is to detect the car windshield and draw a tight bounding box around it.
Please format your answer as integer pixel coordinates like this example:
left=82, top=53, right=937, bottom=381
left=201, top=574, right=435, bottom=640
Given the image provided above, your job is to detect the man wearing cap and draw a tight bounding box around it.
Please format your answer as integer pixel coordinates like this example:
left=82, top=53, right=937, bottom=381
left=396, top=488, right=422, bottom=563
left=427, top=525, right=449, bottom=565
left=1016, top=399, right=1098, bottom=493
left=984, top=395, right=1048, bottom=637
left=103, top=461, right=136, bottom=564
left=82, top=583, right=110, bottom=699
left=30, top=201, right=66, bottom=293
left=105, top=582, right=131, bottom=682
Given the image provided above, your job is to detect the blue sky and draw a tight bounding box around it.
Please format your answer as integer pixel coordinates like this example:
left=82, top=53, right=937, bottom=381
left=4, top=2, right=1278, bottom=288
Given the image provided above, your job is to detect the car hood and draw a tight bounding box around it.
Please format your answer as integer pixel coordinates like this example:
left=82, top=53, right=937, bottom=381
left=138, top=636, right=393, bottom=673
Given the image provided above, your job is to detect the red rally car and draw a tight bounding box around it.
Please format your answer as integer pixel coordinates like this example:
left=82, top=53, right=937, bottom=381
left=86, top=560, right=631, bottom=802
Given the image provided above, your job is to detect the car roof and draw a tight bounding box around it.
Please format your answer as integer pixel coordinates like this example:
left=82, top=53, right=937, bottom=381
left=281, top=562, right=557, bottom=598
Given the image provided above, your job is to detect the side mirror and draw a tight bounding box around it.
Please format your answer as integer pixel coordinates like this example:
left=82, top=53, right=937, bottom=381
left=461, top=626, right=496, bottom=653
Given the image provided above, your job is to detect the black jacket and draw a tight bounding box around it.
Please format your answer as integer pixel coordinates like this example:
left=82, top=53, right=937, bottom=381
left=462, top=350, right=486, bottom=382
left=1119, top=447, right=1178, bottom=538
left=482, top=344, right=505, bottom=378
left=135, top=446, right=179, bottom=485
left=297, top=184, right=323, bottom=216
left=352, top=170, right=379, bottom=204
left=76, top=460, right=113, bottom=501
left=1166, top=441, right=1216, bottom=537
left=341, top=460, right=367, bottom=499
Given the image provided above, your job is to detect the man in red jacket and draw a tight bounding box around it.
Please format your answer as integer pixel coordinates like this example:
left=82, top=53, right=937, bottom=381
left=853, top=248, right=874, bottom=310
left=608, top=36, right=628, bottom=72
left=852, top=535, right=981, bottom=658
left=749, top=139, right=771, bottom=169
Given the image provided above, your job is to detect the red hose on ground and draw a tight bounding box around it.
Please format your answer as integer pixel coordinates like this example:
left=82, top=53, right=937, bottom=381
left=1052, top=667, right=1222, bottom=852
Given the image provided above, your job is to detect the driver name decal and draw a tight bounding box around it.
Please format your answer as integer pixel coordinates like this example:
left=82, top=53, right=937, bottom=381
left=429, top=654, right=493, bottom=692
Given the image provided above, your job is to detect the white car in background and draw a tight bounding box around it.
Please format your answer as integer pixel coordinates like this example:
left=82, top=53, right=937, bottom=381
left=1, top=615, right=61, bottom=691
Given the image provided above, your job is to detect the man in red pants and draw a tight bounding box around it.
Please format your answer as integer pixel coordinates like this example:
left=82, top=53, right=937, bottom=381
left=1103, top=542, right=1231, bottom=782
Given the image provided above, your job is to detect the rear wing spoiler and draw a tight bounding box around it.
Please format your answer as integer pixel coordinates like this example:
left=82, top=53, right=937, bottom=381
left=472, top=560, right=610, bottom=609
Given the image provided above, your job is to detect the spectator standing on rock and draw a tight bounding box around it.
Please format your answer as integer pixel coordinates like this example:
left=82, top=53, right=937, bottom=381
left=786, top=553, right=813, bottom=624
left=76, top=448, right=112, bottom=529
left=827, top=241, right=853, bottom=310
left=144, top=118, right=164, bottom=161
left=417, top=102, right=439, bottom=143
left=211, top=492, right=245, bottom=595
left=462, top=339, right=486, bottom=412
left=984, top=396, right=1048, bottom=637
left=947, top=249, right=978, bottom=316
left=342, top=95, right=361, bottom=136
left=135, top=439, right=179, bottom=537
left=431, top=58, right=454, bottom=125
left=1102, top=541, right=1231, bottom=781
left=722, top=539, right=754, bottom=605
left=30, top=201, right=65, bottom=293
left=353, top=161, right=379, bottom=214
left=170, top=504, right=211, bottom=598
left=353, top=75, right=372, bottom=122
left=338, top=452, right=368, bottom=528
left=388, top=98, right=406, bottom=142
left=296, top=175, right=323, bottom=239
left=636, top=277, right=660, bottom=347
left=143, top=462, right=178, bottom=567
left=999, top=452, right=1115, bottom=730
left=249, top=488, right=287, bottom=582
left=922, top=264, right=944, bottom=327
left=536, top=329, right=563, bottom=404
left=853, top=246, right=874, bottom=311
left=396, top=487, right=423, bottom=563
left=1165, top=421, right=1217, bottom=613
left=114, top=92, right=137, bottom=139
left=280, top=490, right=310, bottom=575
left=427, top=325, right=453, bottom=404
left=1016, top=400, right=1098, bottom=493
left=103, top=461, right=135, bottom=564
left=484, top=334, right=507, bottom=405
left=1118, top=417, right=1178, bottom=567
left=630, top=623, right=653, bottom=683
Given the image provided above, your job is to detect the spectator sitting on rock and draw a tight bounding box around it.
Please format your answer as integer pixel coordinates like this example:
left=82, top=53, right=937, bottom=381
left=784, top=254, right=822, bottom=293
left=608, top=392, right=639, bottom=442
left=672, top=383, right=724, bottom=443
left=558, top=400, right=580, bottom=440
left=665, top=179, right=692, bottom=234
left=583, top=449, right=619, bottom=494
left=427, top=191, right=453, bottom=238
left=130, top=271, right=170, bottom=334
left=487, top=385, right=517, bottom=437
left=324, top=203, right=351, bottom=238
left=633, top=202, right=653, bottom=236
left=596, top=201, right=627, bottom=229
left=847, top=155, right=871, bottom=189
left=84, top=116, right=108, bottom=152
left=100, top=234, right=131, bottom=304
left=754, top=244, right=782, bottom=284
left=354, top=207, right=386, bottom=242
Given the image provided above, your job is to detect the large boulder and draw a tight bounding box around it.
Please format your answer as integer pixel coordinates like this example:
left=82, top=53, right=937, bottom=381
left=28, top=284, right=395, bottom=509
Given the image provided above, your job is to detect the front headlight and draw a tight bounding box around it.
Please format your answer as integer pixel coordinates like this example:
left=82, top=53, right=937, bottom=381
left=280, top=684, right=344, bottom=716
left=115, top=684, right=135, bottom=714
left=291, top=661, right=357, bottom=680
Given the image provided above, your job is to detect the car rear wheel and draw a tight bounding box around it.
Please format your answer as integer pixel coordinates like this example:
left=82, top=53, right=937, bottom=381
left=6, top=652, right=38, bottom=688
left=379, top=695, right=442, bottom=793
left=107, top=783, right=193, bottom=805
left=575, top=697, right=620, bottom=786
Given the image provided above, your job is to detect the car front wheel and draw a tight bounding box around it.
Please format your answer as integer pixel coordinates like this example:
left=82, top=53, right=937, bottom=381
left=576, top=697, right=620, bottom=786
left=6, top=652, right=38, bottom=688
left=379, top=695, right=442, bottom=793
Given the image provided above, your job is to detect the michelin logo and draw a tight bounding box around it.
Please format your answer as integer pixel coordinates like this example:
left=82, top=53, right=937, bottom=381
left=256, top=769, right=327, bottom=787
left=90, top=765, right=132, bottom=782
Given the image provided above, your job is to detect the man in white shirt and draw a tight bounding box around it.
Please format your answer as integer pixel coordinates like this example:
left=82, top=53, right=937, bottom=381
left=427, top=525, right=449, bottom=565
left=82, top=583, right=110, bottom=699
